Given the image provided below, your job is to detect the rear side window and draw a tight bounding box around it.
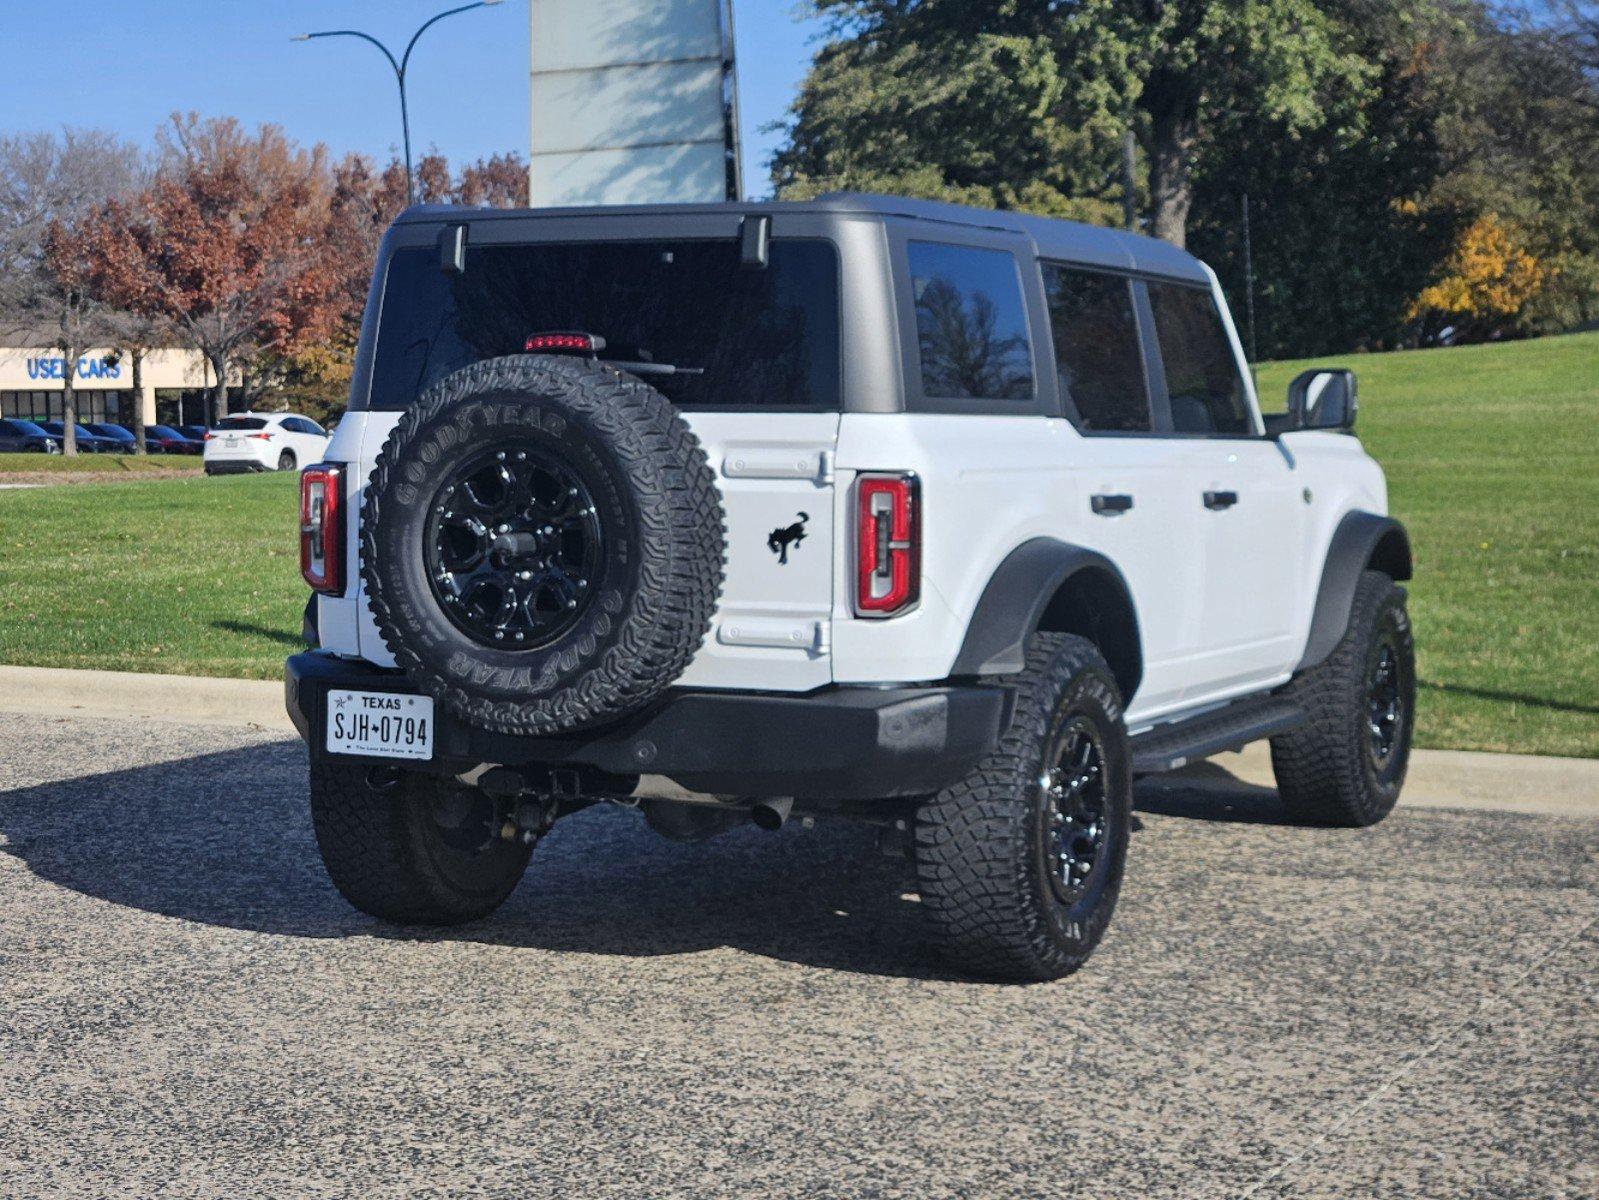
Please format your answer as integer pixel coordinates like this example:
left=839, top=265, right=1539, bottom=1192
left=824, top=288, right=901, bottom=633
left=908, top=242, right=1033, bottom=401
left=1147, top=283, right=1251, bottom=435
left=367, top=239, right=840, bottom=411
left=215, top=417, right=268, bottom=431
left=1041, top=265, right=1151, bottom=433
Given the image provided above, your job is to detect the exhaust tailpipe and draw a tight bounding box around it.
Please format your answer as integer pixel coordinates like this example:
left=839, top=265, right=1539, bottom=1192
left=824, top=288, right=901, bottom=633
left=749, top=796, right=793, bottom=832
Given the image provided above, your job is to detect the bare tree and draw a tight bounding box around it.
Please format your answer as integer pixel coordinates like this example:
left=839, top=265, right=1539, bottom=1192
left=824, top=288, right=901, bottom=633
left=0, top=130, right=144, bottom=454
left=1556, top=2, right=1599, bottom=109
left=103, top=310, right=176, bottom=454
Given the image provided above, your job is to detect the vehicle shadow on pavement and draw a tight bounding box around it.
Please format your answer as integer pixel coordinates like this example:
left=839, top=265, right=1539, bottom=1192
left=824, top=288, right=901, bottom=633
left=0, top=739, right=1278, bottom=980
left=1134, top=763, right=1293, bottom=825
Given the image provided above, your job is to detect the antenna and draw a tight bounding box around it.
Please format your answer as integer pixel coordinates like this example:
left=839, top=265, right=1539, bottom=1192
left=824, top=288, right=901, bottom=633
left=1243, top=192, right=1259, bottom=383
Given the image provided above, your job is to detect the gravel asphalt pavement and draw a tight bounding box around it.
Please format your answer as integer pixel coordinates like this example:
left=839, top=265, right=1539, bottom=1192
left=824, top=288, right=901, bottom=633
left=2, top=711, right=1596, bottom=1199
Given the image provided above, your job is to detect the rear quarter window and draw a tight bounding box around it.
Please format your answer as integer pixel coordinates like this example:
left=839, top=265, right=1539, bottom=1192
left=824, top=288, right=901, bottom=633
left=907, top=241, right=1034, bottom=401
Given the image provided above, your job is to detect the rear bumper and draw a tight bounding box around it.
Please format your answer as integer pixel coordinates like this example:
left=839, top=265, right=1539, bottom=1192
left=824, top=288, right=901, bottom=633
left=285, top=651, right=1011, bottom=801
left=204, top=459, right=266, bottom=475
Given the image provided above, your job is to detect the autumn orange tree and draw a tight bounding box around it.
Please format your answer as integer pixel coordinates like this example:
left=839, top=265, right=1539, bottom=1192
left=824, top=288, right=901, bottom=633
left=1407, top=214, right=1546, bottom=341
left=77, top=115, right=343, bottom=424
left=266, top=148, right=529, bottom=422
left=58, top=122, right=531, bottom=425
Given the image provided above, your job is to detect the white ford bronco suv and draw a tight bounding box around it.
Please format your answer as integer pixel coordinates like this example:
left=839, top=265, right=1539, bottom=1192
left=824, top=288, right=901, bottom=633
left=286, top=194, right=1414, bottom=981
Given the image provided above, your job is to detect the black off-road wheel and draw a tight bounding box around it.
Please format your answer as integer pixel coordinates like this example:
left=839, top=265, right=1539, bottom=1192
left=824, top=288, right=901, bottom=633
left=914, top=633, right=1133, bottom=982
left=309, top=762, right=533, bottom=924
left=361, top=355, right=724, bottom=736
left=1271, top=570, right=1415, bottom=826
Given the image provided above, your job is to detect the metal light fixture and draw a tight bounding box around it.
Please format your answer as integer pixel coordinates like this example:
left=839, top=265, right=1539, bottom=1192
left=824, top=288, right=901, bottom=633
left=291, top=2, right=505, bottom=205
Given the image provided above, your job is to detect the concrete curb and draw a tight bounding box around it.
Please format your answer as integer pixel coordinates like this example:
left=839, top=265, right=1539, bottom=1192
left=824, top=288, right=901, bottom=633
left=1177, top=741, right=1599, bottom=820
left=3, top=665, right=1595, bottom=817
left=0, top=665, right=289, bottom=731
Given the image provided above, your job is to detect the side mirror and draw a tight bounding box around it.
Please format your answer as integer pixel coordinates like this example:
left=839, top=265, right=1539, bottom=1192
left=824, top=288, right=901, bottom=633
left=1287, top=368, right=1357, bottom=432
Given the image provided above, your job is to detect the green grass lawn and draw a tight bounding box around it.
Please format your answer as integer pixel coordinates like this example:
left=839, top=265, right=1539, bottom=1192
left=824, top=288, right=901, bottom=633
left=0, top=472, right=303, bottom=680
left=1, top=332, right=1595, bottom=756
left=0, top=452, right=203, bottom=475
left=1256, top=331, right=1599, bottom=758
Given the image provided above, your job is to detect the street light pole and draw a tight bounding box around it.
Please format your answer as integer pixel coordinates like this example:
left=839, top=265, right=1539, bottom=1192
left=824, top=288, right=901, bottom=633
left=293, top=1, right=504, bottom=206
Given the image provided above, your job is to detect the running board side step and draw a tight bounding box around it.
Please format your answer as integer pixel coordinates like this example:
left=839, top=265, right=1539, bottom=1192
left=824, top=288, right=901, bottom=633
left=1129, top=696, right=1306, bottom=776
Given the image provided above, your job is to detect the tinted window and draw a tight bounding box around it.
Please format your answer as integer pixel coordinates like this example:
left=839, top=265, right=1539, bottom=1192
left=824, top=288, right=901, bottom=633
left=1147, top=284, right=1251, bottom=435
left=368, top=239, right=840, bottom=411
left=1041, top=265, right=1151, bottom=432
left=908, top=242, right=1033, bottom=401
left=215, top=417, right=268, bottom=431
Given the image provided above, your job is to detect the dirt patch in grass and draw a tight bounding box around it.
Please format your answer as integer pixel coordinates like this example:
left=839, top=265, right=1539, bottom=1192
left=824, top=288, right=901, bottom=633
left=0, top=469, right=206, bottom=487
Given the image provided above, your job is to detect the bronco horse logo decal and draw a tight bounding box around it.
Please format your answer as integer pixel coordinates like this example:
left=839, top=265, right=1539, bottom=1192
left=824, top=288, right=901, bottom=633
left=767, top=512, right=809, bottom=564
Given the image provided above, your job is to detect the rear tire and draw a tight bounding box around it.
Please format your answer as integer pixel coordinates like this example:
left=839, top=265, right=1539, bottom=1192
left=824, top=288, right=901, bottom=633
left=309, top=763, right=532, bottom=924
left=914, top=633, right=1132, bottom=982
left=277, top=450, right=296, bottom=471
left=1271, top=570, right=1415, bottom=826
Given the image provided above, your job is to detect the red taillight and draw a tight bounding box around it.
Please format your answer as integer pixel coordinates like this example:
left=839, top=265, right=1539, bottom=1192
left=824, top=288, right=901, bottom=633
left=525, top=331, right=607, bottom=353
left=300, top=463, right=344, bottom=594
left=855, top=473, right=920, bottom=617
left=249, top=432, right=273, bottom=441
left=203, top=432, right=215, bottom=441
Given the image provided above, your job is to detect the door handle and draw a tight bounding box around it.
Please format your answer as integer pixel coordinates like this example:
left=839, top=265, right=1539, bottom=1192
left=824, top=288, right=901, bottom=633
left=1204, top=490, right=1238, bottom=510
left=1091, top=493, right=1134, bottom=515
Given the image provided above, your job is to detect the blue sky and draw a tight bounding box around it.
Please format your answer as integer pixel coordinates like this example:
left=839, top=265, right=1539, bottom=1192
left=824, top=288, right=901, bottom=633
left=0, top=0, right=822, bottom=197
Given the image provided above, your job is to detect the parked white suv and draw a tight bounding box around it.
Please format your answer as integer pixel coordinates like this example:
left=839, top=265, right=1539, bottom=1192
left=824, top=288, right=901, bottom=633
left=286, top=195, right=1415, bottom=981
left=202, top=412, right=329, bottom=475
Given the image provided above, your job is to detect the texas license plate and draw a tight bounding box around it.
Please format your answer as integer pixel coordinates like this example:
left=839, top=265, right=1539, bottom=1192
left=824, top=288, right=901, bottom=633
left=326, top=689, right=434, bottom=760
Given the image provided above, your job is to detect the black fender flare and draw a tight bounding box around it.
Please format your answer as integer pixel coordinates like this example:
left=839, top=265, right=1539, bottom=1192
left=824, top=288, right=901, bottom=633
left=950, top=538, right=1143, bottom=699
left=1298, top=511, right=1413, bottom=672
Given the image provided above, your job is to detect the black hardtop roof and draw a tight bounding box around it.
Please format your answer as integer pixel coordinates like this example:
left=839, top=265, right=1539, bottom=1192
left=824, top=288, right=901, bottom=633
left=395, top=191, right=1210, bottom=284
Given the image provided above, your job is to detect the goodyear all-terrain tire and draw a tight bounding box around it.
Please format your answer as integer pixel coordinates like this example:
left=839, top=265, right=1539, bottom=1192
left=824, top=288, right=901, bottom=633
left=1270, top=570, right=1415, bottom=826
left=914, top=633, right=1133, bottom=982
left=309, top=763, right=533, bottom=924
left=361, top=355, right=724, bottom=736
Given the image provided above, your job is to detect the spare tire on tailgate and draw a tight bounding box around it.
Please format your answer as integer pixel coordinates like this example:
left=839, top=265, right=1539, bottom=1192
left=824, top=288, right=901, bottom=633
left=361, top=355, right=724, bottom=736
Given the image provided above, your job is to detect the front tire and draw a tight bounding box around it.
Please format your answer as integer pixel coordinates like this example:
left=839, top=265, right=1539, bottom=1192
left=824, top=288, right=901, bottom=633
left=1271, top=570, right=1415, bottom=826
left=309, top=763, right=533, bottom=924
left=914, top=633, right=1132, bottom=982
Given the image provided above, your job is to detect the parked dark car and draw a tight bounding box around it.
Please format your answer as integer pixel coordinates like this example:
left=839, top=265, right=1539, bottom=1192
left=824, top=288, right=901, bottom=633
left=146, top=424, right=205, bottom=454
left=86, top=423, right=139, bottom=450
left=39, top=422, right=122, bottom=453
left=0, top=419, right=62, bottom=454
left=178, top=425, right=210, bottom=442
